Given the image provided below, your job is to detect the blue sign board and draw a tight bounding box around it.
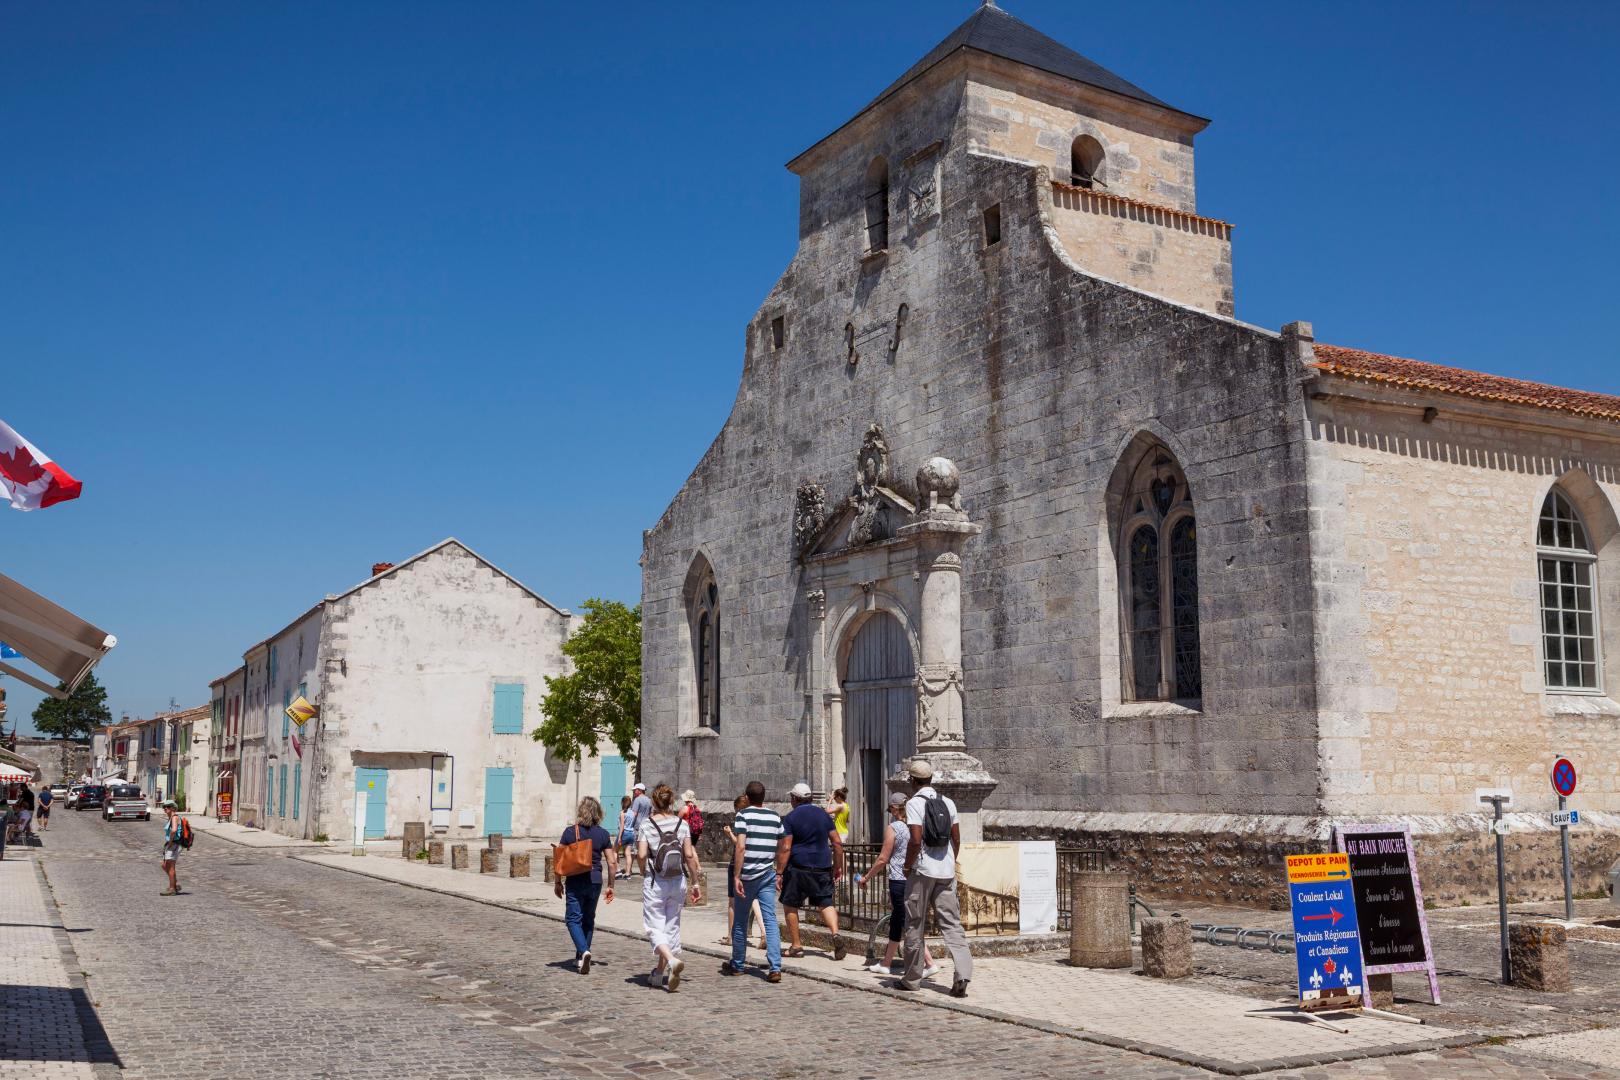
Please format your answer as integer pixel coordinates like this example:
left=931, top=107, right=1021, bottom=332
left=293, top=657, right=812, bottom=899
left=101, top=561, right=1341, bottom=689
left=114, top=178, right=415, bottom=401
left=1285, top=853, right=1365, bottom=1005
left=0, top=642, right=21, bottom=660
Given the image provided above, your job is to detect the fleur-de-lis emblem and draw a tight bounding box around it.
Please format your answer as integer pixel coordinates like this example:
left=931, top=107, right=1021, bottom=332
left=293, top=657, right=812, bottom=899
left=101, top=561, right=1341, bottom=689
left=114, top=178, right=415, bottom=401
left=1308, top=968, right=1323, bottom=989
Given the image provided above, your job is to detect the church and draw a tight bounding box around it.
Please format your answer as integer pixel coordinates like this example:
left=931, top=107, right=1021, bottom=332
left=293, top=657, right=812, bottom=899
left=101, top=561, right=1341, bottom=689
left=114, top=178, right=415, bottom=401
left=639, top=3, right=1619, bottom=903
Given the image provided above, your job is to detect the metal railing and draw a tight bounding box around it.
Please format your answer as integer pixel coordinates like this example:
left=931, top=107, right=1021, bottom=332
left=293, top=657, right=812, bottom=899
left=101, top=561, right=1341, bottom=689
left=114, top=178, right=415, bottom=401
left=835, top=844, right=1109, bottom=936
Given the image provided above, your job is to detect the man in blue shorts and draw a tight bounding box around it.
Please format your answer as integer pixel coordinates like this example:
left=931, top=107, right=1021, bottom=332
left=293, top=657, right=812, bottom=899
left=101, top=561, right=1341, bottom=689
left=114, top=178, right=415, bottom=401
left=779, top=782, right=847, bottom=961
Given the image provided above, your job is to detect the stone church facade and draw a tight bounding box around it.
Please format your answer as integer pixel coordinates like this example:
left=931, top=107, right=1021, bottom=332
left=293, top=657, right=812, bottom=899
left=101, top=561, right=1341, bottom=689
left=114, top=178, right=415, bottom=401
left=640, top=4, right=1620, bottom=904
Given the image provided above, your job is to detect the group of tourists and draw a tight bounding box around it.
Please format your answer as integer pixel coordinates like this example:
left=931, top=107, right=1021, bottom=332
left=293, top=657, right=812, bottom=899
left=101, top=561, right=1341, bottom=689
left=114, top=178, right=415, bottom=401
left=549, top=759, right=971, bottom=999
left=2, top=782, right=45, bottom=857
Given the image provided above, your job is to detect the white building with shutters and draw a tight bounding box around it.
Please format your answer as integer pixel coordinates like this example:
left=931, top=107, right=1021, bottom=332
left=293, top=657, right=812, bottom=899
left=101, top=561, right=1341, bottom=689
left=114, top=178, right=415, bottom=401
left=219, top=539, right=596, bottom=843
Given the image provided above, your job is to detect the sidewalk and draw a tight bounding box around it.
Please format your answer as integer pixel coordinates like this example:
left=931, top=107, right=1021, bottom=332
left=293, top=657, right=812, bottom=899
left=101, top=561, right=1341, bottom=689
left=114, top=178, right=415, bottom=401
left=295, top=849, right=1476, bottom=1075
left=0, top=852, right=108, bottom=1079
left=180, top=813, right=332, bottom=849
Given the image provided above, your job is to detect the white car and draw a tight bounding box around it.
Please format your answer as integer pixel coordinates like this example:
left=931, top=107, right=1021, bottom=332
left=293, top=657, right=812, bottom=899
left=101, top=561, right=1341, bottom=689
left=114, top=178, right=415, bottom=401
left=102, top=784, right=150, bottom=822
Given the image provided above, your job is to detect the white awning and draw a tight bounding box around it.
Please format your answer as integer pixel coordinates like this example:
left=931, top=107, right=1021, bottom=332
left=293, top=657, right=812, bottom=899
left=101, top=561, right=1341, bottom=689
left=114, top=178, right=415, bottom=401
left=0, top=569, right=116, bottom=699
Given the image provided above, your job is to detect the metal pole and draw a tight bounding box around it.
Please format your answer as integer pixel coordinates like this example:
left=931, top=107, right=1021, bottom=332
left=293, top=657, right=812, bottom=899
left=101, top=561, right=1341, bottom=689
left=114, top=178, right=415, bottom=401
left=1493, top=796, right=1511, bottom=984
left=1559, top=794, right=1574, bottom=923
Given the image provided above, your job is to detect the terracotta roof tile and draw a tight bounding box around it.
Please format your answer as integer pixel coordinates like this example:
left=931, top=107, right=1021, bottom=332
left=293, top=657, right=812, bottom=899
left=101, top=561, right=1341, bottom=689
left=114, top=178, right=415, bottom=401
left=1311, top=343, right=1620, bottom=423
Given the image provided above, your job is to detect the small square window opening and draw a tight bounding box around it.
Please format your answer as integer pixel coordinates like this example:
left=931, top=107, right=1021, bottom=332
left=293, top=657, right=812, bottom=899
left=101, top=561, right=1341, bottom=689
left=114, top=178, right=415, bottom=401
left=983, top=203, right=1002, bottom=247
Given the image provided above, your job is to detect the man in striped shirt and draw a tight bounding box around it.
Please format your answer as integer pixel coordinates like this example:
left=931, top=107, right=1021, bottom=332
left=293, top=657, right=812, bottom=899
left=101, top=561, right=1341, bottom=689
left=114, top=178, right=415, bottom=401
left=721, top=780, right=784, bottom=981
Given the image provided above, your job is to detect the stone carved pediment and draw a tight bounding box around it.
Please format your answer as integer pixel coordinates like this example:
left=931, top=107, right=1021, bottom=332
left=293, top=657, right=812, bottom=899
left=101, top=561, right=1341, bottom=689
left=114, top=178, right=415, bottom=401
left=799, top=484, right=917, bottom=560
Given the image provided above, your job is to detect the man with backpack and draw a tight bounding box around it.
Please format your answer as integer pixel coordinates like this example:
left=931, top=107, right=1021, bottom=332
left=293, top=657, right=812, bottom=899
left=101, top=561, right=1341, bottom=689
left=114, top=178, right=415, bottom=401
left=899, top=759, right=971, bottom=998
left=160, top=799, right=192, bottom=895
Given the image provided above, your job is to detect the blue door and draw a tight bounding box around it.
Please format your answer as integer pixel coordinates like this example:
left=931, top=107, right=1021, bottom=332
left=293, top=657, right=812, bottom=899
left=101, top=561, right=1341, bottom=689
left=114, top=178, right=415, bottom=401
left=483, top=767, right=513, bottom=836
left=355, top=768, right=388, bottom=839
left=599, top=755, right=627, bottom=823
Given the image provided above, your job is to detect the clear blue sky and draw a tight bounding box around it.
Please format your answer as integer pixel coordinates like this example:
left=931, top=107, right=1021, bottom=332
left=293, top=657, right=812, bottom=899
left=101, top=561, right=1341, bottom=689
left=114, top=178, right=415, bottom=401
left=3, top=1, right=1616, bottom=734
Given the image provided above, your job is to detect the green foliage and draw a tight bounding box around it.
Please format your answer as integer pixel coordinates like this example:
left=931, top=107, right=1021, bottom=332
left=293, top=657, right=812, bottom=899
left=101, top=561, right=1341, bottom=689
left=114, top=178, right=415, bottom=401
left=532, top=599, right=641, bottom=766
left=31, top=671, right=112, bottom=741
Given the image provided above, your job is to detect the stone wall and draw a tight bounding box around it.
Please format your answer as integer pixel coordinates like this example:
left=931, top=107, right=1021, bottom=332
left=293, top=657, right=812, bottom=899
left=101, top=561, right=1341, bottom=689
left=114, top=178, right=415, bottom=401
left=1048, top=183, right=1233, bottom=316
left=13, top=738, right=91, bottom=784
left=1304, top=385, right=1620, bottom=818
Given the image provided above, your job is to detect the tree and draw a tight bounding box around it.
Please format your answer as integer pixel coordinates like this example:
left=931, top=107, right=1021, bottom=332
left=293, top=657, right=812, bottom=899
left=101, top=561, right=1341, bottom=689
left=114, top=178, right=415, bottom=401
left=32, top=670, right=112, bottom=741
left=532, top=599, right=640, bottom=766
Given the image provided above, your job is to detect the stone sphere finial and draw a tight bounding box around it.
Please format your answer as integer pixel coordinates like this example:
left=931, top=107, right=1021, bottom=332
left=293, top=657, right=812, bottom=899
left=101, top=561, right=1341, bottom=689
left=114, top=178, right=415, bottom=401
left=916, top=456, right=961, bottom=511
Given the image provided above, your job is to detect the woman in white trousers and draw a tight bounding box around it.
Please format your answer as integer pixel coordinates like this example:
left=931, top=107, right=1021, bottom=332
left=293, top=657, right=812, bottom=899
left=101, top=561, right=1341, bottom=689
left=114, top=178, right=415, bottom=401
left=637, top=783, right=702, bottom=991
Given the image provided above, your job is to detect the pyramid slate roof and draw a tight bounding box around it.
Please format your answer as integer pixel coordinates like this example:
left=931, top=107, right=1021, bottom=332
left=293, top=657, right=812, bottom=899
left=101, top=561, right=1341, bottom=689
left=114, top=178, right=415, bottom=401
left=869, top=2, right=1195, bottom=121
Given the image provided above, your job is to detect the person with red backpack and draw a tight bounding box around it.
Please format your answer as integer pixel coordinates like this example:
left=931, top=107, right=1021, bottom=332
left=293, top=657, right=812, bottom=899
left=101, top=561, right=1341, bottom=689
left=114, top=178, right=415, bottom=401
left=678, top=789, right=704, bottom=849
left=159, top=800, right=192, bottom=896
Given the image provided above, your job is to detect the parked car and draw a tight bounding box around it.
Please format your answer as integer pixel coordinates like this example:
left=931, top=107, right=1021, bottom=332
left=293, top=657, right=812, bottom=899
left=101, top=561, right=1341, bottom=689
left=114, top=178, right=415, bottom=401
left=49, top=784, right=70, bottom=799
left=74, top=785, right=107, bottom=811
left=102, top=785, right=148, bottom=822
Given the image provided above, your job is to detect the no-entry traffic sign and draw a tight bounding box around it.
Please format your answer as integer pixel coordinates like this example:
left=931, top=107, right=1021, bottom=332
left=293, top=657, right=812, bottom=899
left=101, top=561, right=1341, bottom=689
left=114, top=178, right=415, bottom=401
left=1552, top=758, right=1578, bottom=798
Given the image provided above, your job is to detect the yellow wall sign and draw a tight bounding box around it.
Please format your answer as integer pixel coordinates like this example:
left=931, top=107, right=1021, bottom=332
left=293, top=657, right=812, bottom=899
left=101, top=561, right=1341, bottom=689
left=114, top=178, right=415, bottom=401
left=285, top=696, right=318, bottom=728
left=1286, top=852, right=1352, bottom=884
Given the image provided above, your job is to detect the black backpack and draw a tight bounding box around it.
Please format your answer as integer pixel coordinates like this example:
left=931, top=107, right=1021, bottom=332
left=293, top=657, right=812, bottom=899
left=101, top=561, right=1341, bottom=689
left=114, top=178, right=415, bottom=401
left=921, top=794, right=952, bottom=849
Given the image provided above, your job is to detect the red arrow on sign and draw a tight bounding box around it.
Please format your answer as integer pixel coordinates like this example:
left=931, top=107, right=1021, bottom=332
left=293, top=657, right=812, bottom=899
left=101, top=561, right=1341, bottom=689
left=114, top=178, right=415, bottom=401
left=1301, top=908, right=1344, bottom=925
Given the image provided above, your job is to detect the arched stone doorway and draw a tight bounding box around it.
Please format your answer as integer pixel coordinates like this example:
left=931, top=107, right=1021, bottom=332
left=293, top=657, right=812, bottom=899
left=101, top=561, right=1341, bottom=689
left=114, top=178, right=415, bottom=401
left=842, top=611, right=916, bottom=843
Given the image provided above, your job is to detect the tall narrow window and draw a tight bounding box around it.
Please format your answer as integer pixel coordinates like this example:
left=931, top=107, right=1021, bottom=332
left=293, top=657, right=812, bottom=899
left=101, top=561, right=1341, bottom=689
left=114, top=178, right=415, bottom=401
left=689, top=562, right=721, bottom=730
left=1070, top=134, right=1105, bottom=189
left=864, top=157, right=889, bottom=253
left=1538, top=489, right=1601, bottom=691
left=1117, top=449, right=1200, bottom=702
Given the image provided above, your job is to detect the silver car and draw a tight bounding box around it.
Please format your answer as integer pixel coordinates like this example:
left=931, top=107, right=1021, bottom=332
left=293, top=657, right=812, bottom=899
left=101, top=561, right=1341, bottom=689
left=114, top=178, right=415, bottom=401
left=102, top=784, right=150, bottom=822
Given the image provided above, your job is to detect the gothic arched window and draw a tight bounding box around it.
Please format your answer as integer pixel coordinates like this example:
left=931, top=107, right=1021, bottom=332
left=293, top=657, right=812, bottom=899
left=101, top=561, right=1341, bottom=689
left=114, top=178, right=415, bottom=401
left=864, top=157, right=890, bottom=253
left=692, top=571, right=721, bottom=729
left=1538, top=489, right=1601, bottom=691
left=1119, top=450, right=1200, bottom=701
left=1070, top=135, right=1105, bottom=189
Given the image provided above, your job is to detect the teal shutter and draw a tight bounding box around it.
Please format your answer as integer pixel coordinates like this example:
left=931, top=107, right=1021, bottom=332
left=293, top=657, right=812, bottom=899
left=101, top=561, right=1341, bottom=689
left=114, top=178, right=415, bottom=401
left=483, top=767, right=514, bottom=835
left=278, top=763, right=287, bottom=816
left=492, top=682, right=524, bottom=734
left=292, top=763, right=301, bottom=820
left=282, top=688, right=290, bottom=737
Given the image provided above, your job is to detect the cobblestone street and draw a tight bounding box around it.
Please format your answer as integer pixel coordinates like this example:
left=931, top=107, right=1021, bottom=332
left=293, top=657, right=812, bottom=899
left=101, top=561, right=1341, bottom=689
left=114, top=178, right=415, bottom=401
left=0, top=811, right=1611, bottom=1079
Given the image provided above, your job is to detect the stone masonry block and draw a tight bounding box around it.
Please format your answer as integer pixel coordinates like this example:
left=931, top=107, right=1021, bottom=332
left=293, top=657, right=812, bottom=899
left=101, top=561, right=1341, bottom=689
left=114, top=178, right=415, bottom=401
left=509, top=852, right=531, bottom=878
left=450, top=844, right=468, bottom=870
left=1367, top=972, right=1394, bottom=1008
left=427, top=840, right=445, bottom=866
left=1069, top=871, right=1131, bottom=968
left=480, top=848, right=498, bottom=874
left=1510, top=921, right=1570, bottom=992
left=1139, top=916, right=1192, bottom=978
left=487, top=833, right=504, bottom=854
left=543, top=854, right=554, bottom=883
left=403, top=821, right=426, bottom=860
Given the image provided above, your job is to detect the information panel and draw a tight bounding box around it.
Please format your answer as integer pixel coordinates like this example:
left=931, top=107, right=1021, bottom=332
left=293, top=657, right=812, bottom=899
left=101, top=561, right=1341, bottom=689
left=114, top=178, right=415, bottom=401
left=1333, top=822, right=1441, bottom=1003
left=1285, top=852, right=1364, bottom=1008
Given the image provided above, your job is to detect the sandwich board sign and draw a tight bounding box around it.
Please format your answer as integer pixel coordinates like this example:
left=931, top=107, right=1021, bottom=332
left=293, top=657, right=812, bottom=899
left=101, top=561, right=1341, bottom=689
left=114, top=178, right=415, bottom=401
left=1334, top=823, right=1441, bottom=1004
left=1285, top=852, right=1364, bottom=1010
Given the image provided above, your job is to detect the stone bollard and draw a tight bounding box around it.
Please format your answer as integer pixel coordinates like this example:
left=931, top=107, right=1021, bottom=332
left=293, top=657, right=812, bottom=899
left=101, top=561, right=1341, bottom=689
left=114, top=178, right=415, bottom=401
left=688, top=868, right=709, bottom=906
left=1139, top=916, right=1192, bottom=979
left=428, top=841, right=445, bottom=866
left=509, top=852, right=531, bottom=878
left=1510, top=921, right=1571, bottom=991
left=403, top=821, right=427, bottom=860
left=480, top=848, right=498, bottom=874
left=487, top=833, right=504, bottom=854
left=543, top=854, right=555, bottom=883
left=1069, top=871, right=1132, bottom=968
left=450, top=844, right=468, bottom=870
left=1367, top=972, right=1395, bottom=1008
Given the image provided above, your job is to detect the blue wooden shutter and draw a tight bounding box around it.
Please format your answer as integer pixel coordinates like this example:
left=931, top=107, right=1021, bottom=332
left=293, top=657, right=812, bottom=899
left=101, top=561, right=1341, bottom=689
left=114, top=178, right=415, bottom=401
left=483, top=767, right=514, bottom=835
left=282, top=688, right=290, bottom=737
left=278, top=763, right=287, bottom=817
left=492, top=682, right=524, bottom=734
left=292, top=763, right=301, bottom=820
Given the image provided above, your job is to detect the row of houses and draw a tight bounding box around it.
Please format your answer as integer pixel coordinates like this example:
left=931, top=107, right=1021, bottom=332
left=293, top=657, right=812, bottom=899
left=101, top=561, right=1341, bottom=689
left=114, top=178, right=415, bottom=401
left=92, top=706, right=209, bottom=805
left=184, top=539, right=623, bottom=844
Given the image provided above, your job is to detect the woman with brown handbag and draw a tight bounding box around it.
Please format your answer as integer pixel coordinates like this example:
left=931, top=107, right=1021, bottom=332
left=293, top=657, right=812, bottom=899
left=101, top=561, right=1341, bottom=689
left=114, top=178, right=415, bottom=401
left=554, top=796, right=616, bottom=973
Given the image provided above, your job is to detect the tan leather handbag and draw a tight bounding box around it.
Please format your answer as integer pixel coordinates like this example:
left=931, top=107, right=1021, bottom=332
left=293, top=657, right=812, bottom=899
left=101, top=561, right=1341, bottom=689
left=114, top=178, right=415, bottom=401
left=554, top=824, right=595, bottom=878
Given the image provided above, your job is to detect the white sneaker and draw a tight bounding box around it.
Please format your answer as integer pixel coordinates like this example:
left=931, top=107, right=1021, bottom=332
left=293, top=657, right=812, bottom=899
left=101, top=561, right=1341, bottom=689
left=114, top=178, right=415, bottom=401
left=578, top=951, right=591, bottom=975
left=649, top=968, right=666, bottom=988
left=864, top=962, right=889, bottom=973
left=666, top=958, right=685, bottom=993
left=921, top=962, right=943, bottom=981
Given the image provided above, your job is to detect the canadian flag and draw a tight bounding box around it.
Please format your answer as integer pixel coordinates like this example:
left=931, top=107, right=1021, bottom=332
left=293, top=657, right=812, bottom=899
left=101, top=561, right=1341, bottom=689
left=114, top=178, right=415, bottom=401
left=0, top=419, right=82, bottom=510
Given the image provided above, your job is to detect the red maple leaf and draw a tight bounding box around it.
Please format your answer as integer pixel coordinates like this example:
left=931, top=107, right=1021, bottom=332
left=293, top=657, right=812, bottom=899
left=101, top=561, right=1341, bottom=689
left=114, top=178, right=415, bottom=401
left=1323, top=958, right=1337, bottom=975
left=0, top=445, right=44, bottom=485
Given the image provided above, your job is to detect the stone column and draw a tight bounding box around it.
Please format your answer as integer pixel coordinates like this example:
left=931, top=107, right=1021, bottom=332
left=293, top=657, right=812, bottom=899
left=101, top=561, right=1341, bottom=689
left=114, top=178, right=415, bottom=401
left=1139, top=916, right=1192, bottom=978
left=480, top=848, right=498, bottom=874
left=403, top=821, right=426, bottom=860
left=823, top=691, right=845, bottom=799
left=1509, top=922, right=1570, bottom=991
left=1069, top=871, right=1131, bottom=968
left=894, top=467, right=996, bottom=839
left=450, top=844, right=468, bottom=870
left=487, top=833, right=504, bottom=854
left=509, top=852, right=531, bottom=878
